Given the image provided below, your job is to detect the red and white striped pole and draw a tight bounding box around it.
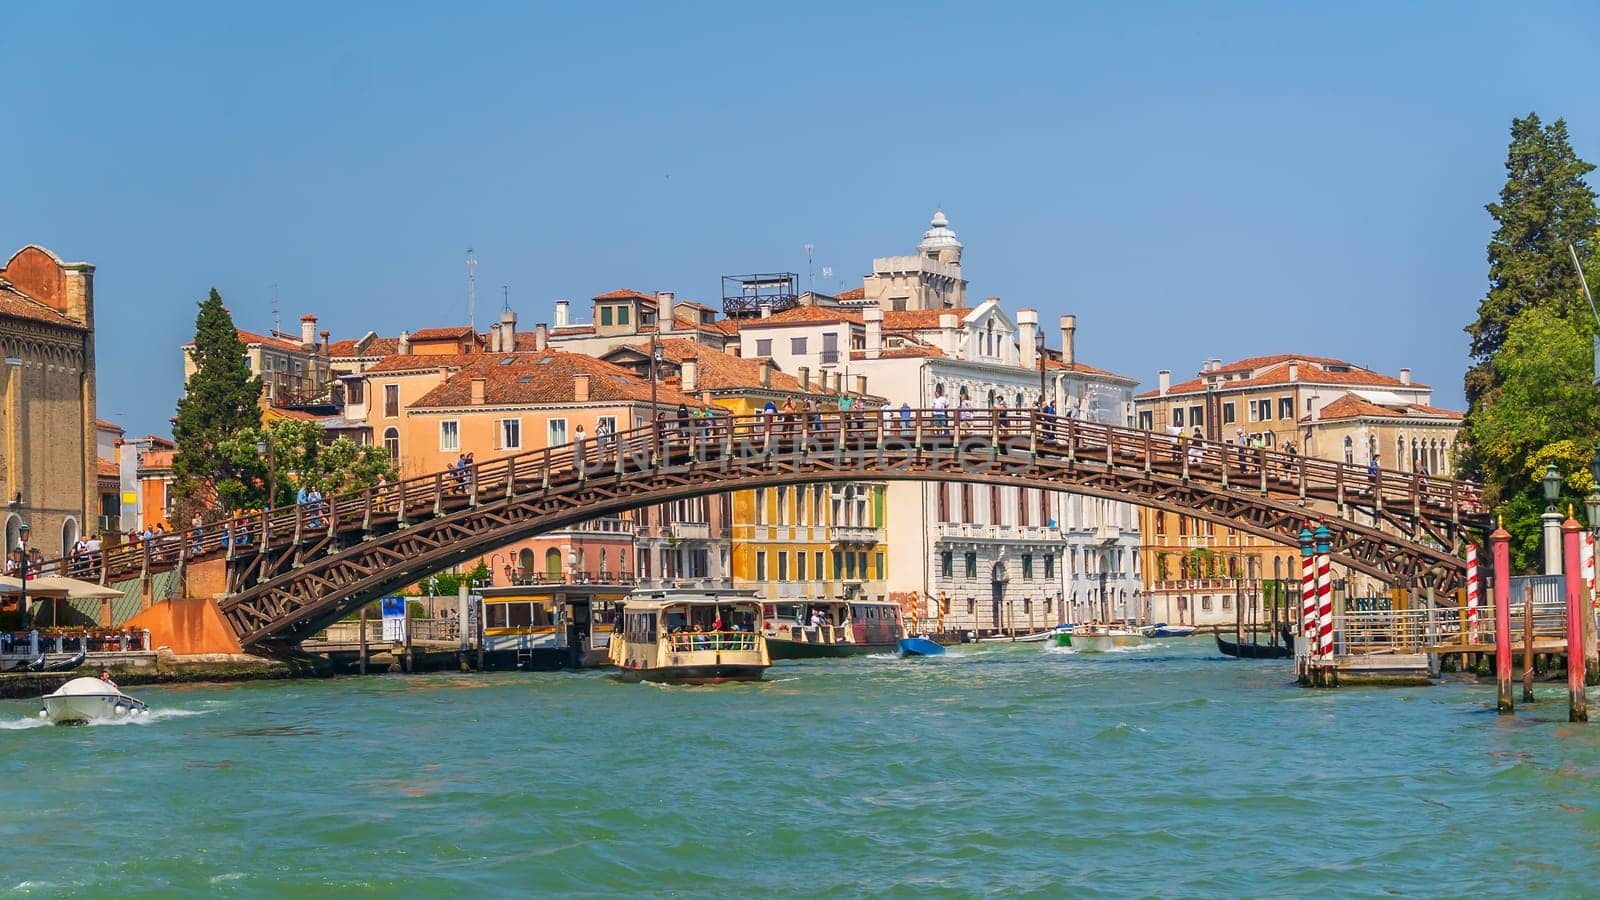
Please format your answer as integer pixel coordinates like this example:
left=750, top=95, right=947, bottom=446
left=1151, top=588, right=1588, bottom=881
left=1465, top=543, right=1481, bottom=645
left=1299, top=527, right=1316, bottom=674
left=1583, top=531, right=1595, bottom=608
left=1315, top=523, right=1334, bottom=677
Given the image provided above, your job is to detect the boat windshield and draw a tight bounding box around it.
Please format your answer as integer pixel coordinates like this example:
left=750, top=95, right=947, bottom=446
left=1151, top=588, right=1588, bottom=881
left=662, top=631, right=760, bottom=652
left=661, top=604, right=758, bottom=634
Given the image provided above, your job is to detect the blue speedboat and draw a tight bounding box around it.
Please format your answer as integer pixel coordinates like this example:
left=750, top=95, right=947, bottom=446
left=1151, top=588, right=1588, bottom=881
left=1147, top=623, right=1197, bottom=638
left=897, top=637, right=945, bottom=657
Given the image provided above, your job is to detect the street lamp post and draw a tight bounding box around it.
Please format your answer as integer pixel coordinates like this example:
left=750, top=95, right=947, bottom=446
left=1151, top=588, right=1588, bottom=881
left=1543, top=463, right=1565, bottom=575
left=16, top=519, right=30, bottom=631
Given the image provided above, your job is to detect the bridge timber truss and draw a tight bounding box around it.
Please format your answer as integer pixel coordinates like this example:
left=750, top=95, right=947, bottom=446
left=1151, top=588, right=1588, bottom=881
left=60, top=410, right=1488, bottom=648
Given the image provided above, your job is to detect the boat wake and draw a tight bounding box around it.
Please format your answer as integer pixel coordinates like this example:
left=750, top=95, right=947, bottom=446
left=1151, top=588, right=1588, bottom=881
left=1, top=707, right=206, bottom=730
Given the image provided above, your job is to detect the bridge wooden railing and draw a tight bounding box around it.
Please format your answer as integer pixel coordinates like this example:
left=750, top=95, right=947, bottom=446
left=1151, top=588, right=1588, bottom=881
left=52, top=409, right=1485, bottom=588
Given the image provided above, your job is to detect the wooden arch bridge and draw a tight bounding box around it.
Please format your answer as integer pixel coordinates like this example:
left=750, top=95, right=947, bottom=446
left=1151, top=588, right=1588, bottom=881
left=59, top=410, right=1488, bottom=648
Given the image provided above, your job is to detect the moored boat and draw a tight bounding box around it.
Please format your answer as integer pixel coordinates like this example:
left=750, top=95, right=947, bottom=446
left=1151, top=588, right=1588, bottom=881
left=762, top=599, right=905, bottom=659
left=1147, top=623, right=1198, bottom=638
left=1067, top=623, right=1147, bottom=653
left=39, top=676, right=148, bottom=725
left=1214, top=630, right=1293, bottom=659
left=608, top=591, right=769, bottom=683
left=896, top=636, right=945, bottom=657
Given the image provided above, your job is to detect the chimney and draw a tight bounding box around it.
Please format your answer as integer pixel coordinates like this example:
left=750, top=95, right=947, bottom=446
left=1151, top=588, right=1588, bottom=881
left=1059, top=314, right=1077, bottom=368
left=1399, top=367, right=1412, bottom=385
left=300, top=314, right=317, bottom=348
left=535, top=323, right=548, bottom=352
left=1158, top=370, right=1171, bottom=396
left=657, top=291, right=676, bottom=333
left=470, top=377, right=487, bottom=405
left=833, top=372, right=843, bottom=392
left=573, top=373, right=590, bottom=402
left=500, top=307, right=517, bottom=350
left=681, top=357, right=699, bottom=393
left=938, top=313, right=958, bottom=330
left=398, top=330, right=411, bottom=355
left=319, top=330, right=330, bottom=356
left=864, top=305, right=883, bottom=360
left=759, top=302, right=772, bottom=319
left=1018, top=309, right=1039, bottom=370
left=797, top=366, right=810, bottom=392
left=855, top=374, right=867, bottom=395
left=490, top=322, right=503, bottom=353
left=1288, top=362, right=1299, bottom=381
left=760, top=362, right=772, bottom=389
left=554, top=299, right=571, bottom=328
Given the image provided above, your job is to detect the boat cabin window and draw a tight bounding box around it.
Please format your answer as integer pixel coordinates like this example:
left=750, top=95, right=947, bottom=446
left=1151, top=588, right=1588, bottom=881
left=624, top=612, right=658, bottom=642
left=484, top=601, right=550, bottom=630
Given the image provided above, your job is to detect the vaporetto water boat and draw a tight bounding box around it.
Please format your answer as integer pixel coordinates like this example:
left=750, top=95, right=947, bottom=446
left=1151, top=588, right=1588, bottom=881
left=39, top=676, right=149, bottom=725
left=609, top=590, right=770, bottom=684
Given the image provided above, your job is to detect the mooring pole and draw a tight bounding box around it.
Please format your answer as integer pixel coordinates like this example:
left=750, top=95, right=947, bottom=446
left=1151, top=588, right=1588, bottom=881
left=358, top=604, right=369, bottom=676
left=1562, top=509, right=1588, bottom=721
left=1492, top=519, right=1513, bottom=713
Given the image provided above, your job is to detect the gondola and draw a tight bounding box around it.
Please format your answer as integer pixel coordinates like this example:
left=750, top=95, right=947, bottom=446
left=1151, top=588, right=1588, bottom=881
left=1215, top=629, right=1292, bottom=659
left=27, top=650, right=86, bottom=673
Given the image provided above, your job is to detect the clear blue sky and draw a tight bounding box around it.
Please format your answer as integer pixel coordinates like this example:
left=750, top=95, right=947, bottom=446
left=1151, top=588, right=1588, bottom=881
left=4, top=1, right=1598, bottom=438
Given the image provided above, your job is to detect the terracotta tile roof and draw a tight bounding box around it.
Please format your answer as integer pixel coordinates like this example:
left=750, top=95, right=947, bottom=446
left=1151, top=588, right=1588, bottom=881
left=711, top=320, right=741, bottom=335
left=0, top=283, right=82, bottom=329
left=365, top=353, right=478, bottom=375
left=327, top=335, right=401, bottom=357
left=849, top=346, right=948, bottom=361
left=549, top=325, right=597, bottom=336
left=593, top=289, right=656, bottom=303
left=144, top=435, right=175, bottom=449
left=408, top=326, right=476, bottom=341
left=835, top=287, right=866, bottom=301
left=883, top=307, right=970, bottom=330
left=202, top=329, right=302, bottom=352
left=95, top=419, right=123, bottom=432
left=738, top=306, right=863, bottom=329
left=1137, top=356, right=1422, bottom=399
left=644, top=339, right=834, bottom=395
left=96, top=459, right=120, bottom=478
left=411, top=350, right=711, bottom=410
left=1045, top=358, right=1136, bottom=382
left=1312, top=394, right=1465, bottom=422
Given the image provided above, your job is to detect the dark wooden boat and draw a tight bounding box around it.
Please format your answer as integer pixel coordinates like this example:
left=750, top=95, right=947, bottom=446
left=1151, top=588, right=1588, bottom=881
left=1215, top=630, right=1292, bottom=659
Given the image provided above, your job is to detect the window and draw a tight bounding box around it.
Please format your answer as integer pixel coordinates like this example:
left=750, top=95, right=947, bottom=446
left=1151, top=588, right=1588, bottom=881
left=989, top=486, right=1002, bottom=526
left=875, top=552, right=884, bottom=580
left=618, top=305, right=630, bottom=326
left=1188, top=406, right=1203, bottom=426
left=815, top=551, right=824, bottom=580
left=1222, top=595, right=1234, bottom=611
left=941, top=552, right=953, bottom=577
left=597, top=415, right=616, bottom=436
left=965, top=552, right=978, bottom=578
left=548, top=419, right=567, bottom=446
left=937, top=484, right=949, bottom=522
left=1138, top=410, right=1154, bottom=430
left=891, top=298, right=907, bottom=311
left=1044, top=555, right=1055, bottom=579
left=1247, top=401, right=1258, bottom=422
left=440, top=420, right=460, bottom=452
left=1172, top=408, right=1184, bottom=427
left=1201, top=596, right=1213, bottom=612
left=383, top=427, right=399, bottom=462
left=756, top=552, right=767, bottom=582
left=756, top=339, right=773, bottom=356
left=601, top=307, right=614, bottom=326
left=348, top=381, right=364, bottom=405
left=1258, top=399, right=1273, bottom=421
left=777, top=485, right=789, bottom=524
left=833, top=550, right=842, bottom=579
left=1022, top=553, right=1034, bottom=579
left=384, top=384, right=399, bottom=417
left=844, top=553, right=857, bottom=580
left=753, top=488, right=766, bottom=525
left=499, top=418, right=521, bottom=450
left=791, top=337, right=807, bottom=354
left=778, top=552, right=789, bottom=582
left=1279, top=397, right=1294, bottom=420
left=1222, top=402, right=1235, bottom=425
left=961, top=484, right=973, bottom=523
left=797, top=552, right=807, bottom=581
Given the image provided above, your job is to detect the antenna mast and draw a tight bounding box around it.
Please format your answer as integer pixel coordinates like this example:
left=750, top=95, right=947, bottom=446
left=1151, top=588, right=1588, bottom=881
left=805, top=243, right=815, bottom=294
left=466, top=249, right=478, bottom=330
left=271, top=283, right=280, bottom=335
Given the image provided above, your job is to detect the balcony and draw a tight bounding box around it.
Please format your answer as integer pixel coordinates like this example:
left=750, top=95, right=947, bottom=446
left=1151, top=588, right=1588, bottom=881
left=1095, top=525, right=1122, bottom=545
left=669, top=522, right=711, bottom=541
left=829, top=525, right=879, bottom=545
left=820, top=350, right=840, bottom=364
left=570, top=517, right=635, bottom=535
left=935, top=522, right=1063, bottom=544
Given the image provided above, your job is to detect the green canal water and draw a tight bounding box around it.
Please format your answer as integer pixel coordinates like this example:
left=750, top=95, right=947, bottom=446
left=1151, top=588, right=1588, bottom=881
left=3, top=639, right=1598, bottom=896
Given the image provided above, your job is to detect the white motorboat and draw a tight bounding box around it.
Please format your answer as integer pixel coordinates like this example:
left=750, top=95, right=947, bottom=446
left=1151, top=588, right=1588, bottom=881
left=39, top=676, right=148, bottom=725
left=1066, top=624, right=1148, bottom=653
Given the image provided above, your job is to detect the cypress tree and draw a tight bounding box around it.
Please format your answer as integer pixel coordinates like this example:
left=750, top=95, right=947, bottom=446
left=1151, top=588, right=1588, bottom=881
left=1464, top=113, right=1598, bottom=409
left=172, top=288, right=263, bottom=517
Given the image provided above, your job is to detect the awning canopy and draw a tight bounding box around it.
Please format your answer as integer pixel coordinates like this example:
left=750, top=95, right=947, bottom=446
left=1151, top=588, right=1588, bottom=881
left=0, top=576, right=123, bottom=600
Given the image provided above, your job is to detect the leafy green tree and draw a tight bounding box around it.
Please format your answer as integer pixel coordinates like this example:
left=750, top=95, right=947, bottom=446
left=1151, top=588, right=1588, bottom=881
left=1462, top=305, right=1600, bottom=570
left=1463, top=115, right=1598, bottom=417
left=172, top=289, right=263, bottom=520
left=215, top=418, right=397, bottom=511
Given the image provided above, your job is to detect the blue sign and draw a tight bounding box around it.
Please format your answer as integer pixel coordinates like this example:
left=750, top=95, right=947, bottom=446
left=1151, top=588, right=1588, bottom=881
left=380, top=596, right=406, bottom=619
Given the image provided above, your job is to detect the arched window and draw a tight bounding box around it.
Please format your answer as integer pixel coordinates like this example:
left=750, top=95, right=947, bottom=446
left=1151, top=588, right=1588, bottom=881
left=383, top=427, right=400, bottom=463
left=544, top=548, right=562, bottom=578
left=1368, top=435, right=1377, bottom=463
left=986, top=389, right=996, bottom=408
left=4, top=514, right=20, bottom=557
left=599, top=548, right=607, bottom=577
left=1344, top=436, right=1354, bottom=464
left=61, top=517, right=79, bottom=557
left=1396, top=435, right=1405, bottom=471
left=934, top=382, right=945, bottom=399
left=518, top=548, right=535, bottom=577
